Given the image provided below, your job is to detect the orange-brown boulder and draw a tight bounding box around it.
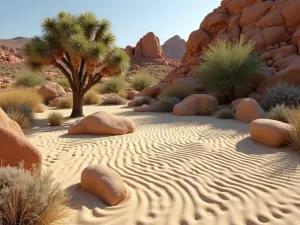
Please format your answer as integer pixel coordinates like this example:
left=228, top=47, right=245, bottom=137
left=135, top=32, right=163, bottom=58
left=49, top=97, right=63, bottom=107
left=137, top=83, right=168, bottom=98
left=38, top=82, right=66, bottom=102
left=68, top=111, right=135, bottom=135
left=173, top=94, right=218, bottom=116
left=125, top=45, right=134, bottom=57
left=125, top=89, right=139, bottom=100
left=133, top=104, right=151, bottom=112
left=35, top=104, right=46, bottom=113
left=235, top=98, right=266, bottom=123
left=81, top=165, right=126, bottom=206
left=250, top=119, right=291, bottom=148
left=0, top=108, right=24, bottom=137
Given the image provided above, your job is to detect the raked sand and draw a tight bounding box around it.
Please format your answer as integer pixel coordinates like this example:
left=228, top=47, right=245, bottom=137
left=25, top=105, right=300, bottom=225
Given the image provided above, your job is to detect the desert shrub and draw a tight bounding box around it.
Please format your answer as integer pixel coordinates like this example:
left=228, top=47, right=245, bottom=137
left=159, top=84, right=193, bottom=100
left=47, top=112, right=64, bottom=126
left=56, top=78, right=70, bottom=89
left=216, top=108, right=235, bottom=119
left=260, top=83, right=300, bottom=111
left=197, top=37, right=261, bottom=101
left=0, top=165, right=69, bottom=225
left=287, top=108, right=300, bottom=153
left=151, top=97, right=181, bottom=112
left=5, top=104, right=34, bottom=129
left=266, top=104, right=291, bottom=123
left=131, top=73, right=157, bottom=91
left=133, top=96, right=152, bottom=106
left=117, top=90, right=127, bottom=98
left=14, top=72, right=45, bottom=88
left=101, top=94, right=127, bottom=105
left=198, top=105, right=215, bottom=116
left=100, top=78, right=126, bottom=94
left=0, top=88, right=42, bottom=112
left=57, top=97, right=73, bottom=109
left=83, top=91, right=101, bottom=105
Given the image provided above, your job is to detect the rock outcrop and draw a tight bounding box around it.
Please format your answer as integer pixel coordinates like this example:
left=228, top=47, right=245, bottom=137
left=0, top=37, right=29, bottom=64
left=161, top=0, right=300, bottom=100
left=161, top=35, right=186, bottom=61
left=38, top=82, right=66, bottom=102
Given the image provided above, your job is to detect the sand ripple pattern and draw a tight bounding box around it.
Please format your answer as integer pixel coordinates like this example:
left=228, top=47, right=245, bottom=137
left=27, top=107, right=300, bottom=225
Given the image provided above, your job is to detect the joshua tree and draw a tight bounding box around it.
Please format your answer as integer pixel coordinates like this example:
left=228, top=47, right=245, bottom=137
left=24, top=11, right=129, bottom=117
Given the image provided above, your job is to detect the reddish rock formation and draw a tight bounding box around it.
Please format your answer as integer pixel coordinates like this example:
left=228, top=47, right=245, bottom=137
left=0, top=37, right=29, bottom=64
left=161, top=35, right=186, bottom=61
left=135, top=32, right=164, bottom=58
left=161, top=0, right=300, bottom=101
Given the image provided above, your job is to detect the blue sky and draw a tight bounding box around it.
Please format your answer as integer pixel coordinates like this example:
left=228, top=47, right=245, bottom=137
left=1, top=0, right=220, bottom=47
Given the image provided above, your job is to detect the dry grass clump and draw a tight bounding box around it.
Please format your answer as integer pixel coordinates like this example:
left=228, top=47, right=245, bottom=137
left=5, top=104, right=34, bottom=129
left=151, top=97, right=181, bottom=112
left=0, top=165, right=69, bottom=225
left=100, top=78, right=126, bottom=94
left=266, top=104, right=291, bottom=123
left=0, top=88, right=42, bottom=112
left=159, top=84, right=194, bottom=101
left=133, top=96, right=152, bottom=106
left=287, top=108, right=300, bottom=153
left=83, top=91, right=101, bottom=105
left=101, top=94, right=127, bottom=105
left=56, top=78, right=70, bottom=89
left=131, top=73, right=157, bottom=91
left=57, top=97, right=73, bottom=109
left=47, top=112, right=64, bottom=126
left=14, top=72, right=45, bottom=88
left=216, top=108, right=235, bottom=119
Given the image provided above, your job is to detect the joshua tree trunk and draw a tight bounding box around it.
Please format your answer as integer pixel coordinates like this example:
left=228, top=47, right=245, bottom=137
left=71, top=92, right=84, bottom=117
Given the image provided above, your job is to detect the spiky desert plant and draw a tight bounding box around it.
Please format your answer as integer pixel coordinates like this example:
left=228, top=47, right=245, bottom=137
left=197, top=37, right=261, bottom=102
left=101, top=93, right=127, bottom=105
left=131, top=72, right=157, bottom=91
left=0, top=165, right=69, bottom=225
left=159, top=84, right=194, bottom=101
left=57, top=97, right=73, bottom=109
left=266, top=104, right=291, bottom=123
left=216, top=108, right=235, bottom=119
left=5, top=104, right=34, bottom=129
left=24, top=11, right=129, bottom=117
left=133, top=96, right=152, bottom=106
left=287, top=108, right=300, bottom=153
left=151, top=97, right=181, bottom=112
left=100, top=77, right=126, bottom=94
left=260, top=83, right=300, bottom=111
left=56, top=78, right=70, bottom=89
left=48, top=112, right=64, bottom=126
left=83, top=90, right=101, bottom=105
left=14, top=72, right=45, bottom=88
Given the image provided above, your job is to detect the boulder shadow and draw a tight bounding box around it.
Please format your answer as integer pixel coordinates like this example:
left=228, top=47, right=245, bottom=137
left=66, top=183, right=107, bottom=210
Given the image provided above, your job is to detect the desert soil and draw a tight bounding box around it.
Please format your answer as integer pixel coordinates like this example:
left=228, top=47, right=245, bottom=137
left=26, top=105, right=300, bottom=225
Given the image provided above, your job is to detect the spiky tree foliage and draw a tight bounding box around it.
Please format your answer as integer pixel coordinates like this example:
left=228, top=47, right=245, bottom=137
left=197, top=37, right=261, bottom=102
left=24, top=11, right=129, bottom=117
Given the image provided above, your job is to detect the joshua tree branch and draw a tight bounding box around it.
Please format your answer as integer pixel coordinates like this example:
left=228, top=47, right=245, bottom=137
left=81, top=72, right=89, bottom=89
left=62, top=57, right=73, bottom=72
left=55, top=62, right=75, bottom=90
left=83, top=73, right=102, bottom=93
left=79, top=59, right=86, bottom=81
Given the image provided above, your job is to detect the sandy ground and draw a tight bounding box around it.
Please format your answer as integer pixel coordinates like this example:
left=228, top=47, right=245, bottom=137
left=25, top=105, right=300, bottom=225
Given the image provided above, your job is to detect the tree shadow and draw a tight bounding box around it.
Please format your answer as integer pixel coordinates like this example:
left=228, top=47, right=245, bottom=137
left=236, top=137, right=300, bottom=179
left=66, top=183, right=108, bottom=210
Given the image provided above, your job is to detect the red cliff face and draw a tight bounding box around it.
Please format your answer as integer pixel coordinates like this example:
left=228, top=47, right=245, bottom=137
left=163, top=0, right=300, bottom=97
left=161, top=35, right=186, bottom=61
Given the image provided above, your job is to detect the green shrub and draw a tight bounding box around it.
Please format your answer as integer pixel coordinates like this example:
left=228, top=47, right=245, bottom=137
left=14, top=72, right=45, bottom=88
left=197, top=37, right=261, bottom=101
left=0, top=88, right=43, bottom=112
left=56, top=78, right=70, bottom=89
left=47, top=112, right=64, bottom=126
left=151, top=97, right=181, bottom=112
left=57, top=97, right=73, bottom=109
left=5, top=104, right=34, bottom=129
left=260, top=83, right=300, bottom=111
left=83, top=91, right=101, bottom=105
left=100, top=78, right=126, bottom=94
left=287, top=108, right=300, bottom=153
left=159, top=84, right=193, bottom=101
left=266, top=104, right=291, bottom=123
left=216, top=108, right=235, bottom=119
left=0, top=166, right=69, bottom=225
left=101, top=94, right=127, bottom=105
left=133, top=96, right=152, bottom=106
left=131, top=73, right=157, bottom=91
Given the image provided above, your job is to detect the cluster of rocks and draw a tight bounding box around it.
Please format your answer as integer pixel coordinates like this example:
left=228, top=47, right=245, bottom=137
left=0, top=45, right=24, bottom=64
left=0, top=76, right=13, bottom=89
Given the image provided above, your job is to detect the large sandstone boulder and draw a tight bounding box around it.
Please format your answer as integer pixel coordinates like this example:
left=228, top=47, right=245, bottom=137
left=137, top=83, right=168, bottom=98
left=173, top=94, right=218, bottom=116
left=68, top=111, right=135, bottom=135
left=161, top=35, right=186, bottom=61
left=0, top=108, right=24, bottom=137
left=235, top=98, right=266, bottom=123
left=250, top=119, right=292, bottom=148
left=135, top=32, right=164, bottom=58
left=81, top=165, right=127, bottom=206
left=38, top=82, right=66, bottom=102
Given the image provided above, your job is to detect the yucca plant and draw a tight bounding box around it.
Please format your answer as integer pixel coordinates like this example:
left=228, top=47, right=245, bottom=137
left=24, top=11, right=129, bottom=117
left=197, top=37, right=261, bottom=102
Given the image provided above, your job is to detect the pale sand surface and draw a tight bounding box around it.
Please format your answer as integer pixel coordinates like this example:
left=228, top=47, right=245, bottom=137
left=25, top=105, right=300, bottom=225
